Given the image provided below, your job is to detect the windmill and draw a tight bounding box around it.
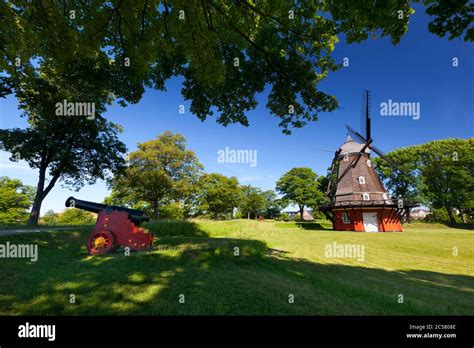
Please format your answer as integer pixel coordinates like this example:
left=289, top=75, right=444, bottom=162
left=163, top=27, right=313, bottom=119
left=320, top=91, right=415, bottom=232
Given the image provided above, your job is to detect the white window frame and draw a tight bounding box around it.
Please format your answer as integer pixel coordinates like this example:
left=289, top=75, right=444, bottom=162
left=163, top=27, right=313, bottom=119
left=362, top=193, right=370, bottom=201
left=358, top=176, right=366, bottom=184
left=343, top=152, right=349, bottom=161
left=383, top=193, right=388, bottom=200
left=367, top=159, right=372, bottom=167
left=342, top=212, right=351, bottom=224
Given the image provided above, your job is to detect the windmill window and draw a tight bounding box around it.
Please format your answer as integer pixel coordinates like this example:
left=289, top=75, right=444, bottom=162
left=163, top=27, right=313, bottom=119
left=343, top=152, right=349, bottom=161
left=358, top=176, right=366, bottom=184
left=342, top=213, right=351, bottom=224
left=383, top=193, right=388, bottom=200
left=362, top=193, right=370, bottom=201
left=367, top=160, right=372, bottom=167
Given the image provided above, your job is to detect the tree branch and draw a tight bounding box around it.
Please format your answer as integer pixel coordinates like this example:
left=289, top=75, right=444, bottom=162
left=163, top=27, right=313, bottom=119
left=141, top=0, right=148, bottom=37
left=235, top=0, right=315, bottom=40
left=207, top=1, right=290, bottom=82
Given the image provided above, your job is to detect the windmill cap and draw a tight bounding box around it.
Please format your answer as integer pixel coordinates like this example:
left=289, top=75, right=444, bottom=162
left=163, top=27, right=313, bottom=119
left=339, top=135, right=371, bottom=154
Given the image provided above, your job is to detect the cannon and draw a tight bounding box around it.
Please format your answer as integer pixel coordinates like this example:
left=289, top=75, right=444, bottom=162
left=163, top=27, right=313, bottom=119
left=65, top=197, right=154, bottom=255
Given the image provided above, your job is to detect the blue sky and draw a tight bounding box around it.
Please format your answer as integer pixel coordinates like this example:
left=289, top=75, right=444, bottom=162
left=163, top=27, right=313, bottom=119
left=0, top=3, right=473, bottom=213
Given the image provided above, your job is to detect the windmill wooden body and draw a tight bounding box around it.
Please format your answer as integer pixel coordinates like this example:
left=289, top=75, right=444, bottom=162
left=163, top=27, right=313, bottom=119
left=321, top=91, right=414, bottom=232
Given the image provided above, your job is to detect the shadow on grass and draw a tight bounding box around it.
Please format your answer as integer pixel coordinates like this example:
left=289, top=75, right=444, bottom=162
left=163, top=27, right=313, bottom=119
left=447, top=223, right=474, bottom=230
left=274, top=221, right=332, bottom=231
left=0, top=227, right=473, bottom=316
left=294, top=222, right=332, bottom=231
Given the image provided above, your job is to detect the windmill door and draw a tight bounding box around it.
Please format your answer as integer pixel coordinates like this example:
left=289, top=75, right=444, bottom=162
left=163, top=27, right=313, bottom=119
left=363, top=212, right=378, bottom=232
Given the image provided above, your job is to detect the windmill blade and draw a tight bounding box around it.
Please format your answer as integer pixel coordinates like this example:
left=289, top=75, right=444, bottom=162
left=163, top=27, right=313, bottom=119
left=369, top=144, right=404, bottom=173
left=336, top=153, right=363, bottom=186
left=369, top=143, right=417, bottom=185
left=325, top=149, right=341, bottom=194
left=335, top=140, right=372, bottom=185
left=346, top=125, right=367, bottom=143
left=313, top=148, right=336, bottom=153
left=369, top=143, right=386, bottom=157
left=365, top=90, right=371, bottom=141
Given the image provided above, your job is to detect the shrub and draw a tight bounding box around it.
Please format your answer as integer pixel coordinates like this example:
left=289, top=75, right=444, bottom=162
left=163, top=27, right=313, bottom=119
left=293, top=215, right=303, bottom=222
left=311, top=209, right=326, bottom=220
left=276, top=212, right=291, bottom=221
left=0, top=177, right=35, bottom=225
left=41, top=210, right=59, bottom=225
left=424, top=208, right=457, bottom=223
left=57, top=208, right=96, bottom=225
left=158, top=202, right=185, bottom=220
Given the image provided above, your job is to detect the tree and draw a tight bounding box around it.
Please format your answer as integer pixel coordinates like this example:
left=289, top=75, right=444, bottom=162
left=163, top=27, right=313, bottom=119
left=0, top=60, right=127, bottom=225
left=317, top=169, right=334, bottom=204
left=40, top=208, right=96, bottom=226
left=240, top=185, right=266, bottom=219
left=157, top=202, right=185, bottom=220
left=276, top=167, right=324, bottom=219
left=418, top=138, right=473, bottom=224
left=373, top=146, right=422, bottom=202
left=238, top=187, right=282, bottom=219
left=2, top=1, right=469, bottom=135
left=57, top=208, right=96, bottom=225
left=41, top=209, right=59, bottom=225
left=0, top=177, right=36, bottom=225
left=373, top=146, right=427, bottom=222
left=373, top=145, right=424, bottom=222
left=260, top=190, right=283, bottom=219
left=106, top=131, right=203, bottom=218
left=196, top=174, right=241, bottom=219
left=419, top=0, right=473, bottom=41
left=374, top=138, right=474, bottom=224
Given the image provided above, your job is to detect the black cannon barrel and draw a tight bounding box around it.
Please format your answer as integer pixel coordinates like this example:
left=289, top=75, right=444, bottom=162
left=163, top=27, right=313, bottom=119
left=65, top=196, right=149, bottom=225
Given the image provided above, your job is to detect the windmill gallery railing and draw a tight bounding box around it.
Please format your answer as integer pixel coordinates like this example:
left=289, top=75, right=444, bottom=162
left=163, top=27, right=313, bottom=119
left=318, top=199, right=418, bottom=224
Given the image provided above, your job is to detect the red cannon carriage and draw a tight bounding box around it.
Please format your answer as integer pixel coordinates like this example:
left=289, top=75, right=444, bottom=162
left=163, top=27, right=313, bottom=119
left=65, top=197, right=154, bottom=255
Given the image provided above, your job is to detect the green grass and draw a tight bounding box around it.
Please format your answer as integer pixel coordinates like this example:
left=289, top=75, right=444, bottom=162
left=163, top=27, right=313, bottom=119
left=0, top=220, right=472, bottom=315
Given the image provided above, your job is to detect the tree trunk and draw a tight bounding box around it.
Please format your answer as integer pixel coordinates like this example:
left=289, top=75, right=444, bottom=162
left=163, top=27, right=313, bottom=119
left=457, top=208, right=466, bottom=223
left=247, top=211, right=250, bottom=219
left=26, top=157, right=61, bottom=225
left=27, top=164, right=46, bottom=225
left=445, top=205, right=456, bottom=224
left=299, top=205, right=304, bottom=220
left=152, top=201, right=159, bottom=219
left=27, top=190, right=44, bottom=225
left=405, top=207, right=411, bottom=223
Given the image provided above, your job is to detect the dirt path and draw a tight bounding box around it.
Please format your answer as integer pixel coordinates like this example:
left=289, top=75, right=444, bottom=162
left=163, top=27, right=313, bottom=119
left=0, top=227, right=81, bottom=237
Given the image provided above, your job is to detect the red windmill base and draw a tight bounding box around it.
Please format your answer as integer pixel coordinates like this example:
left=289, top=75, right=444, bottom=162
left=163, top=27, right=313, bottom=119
left=329, top=204, right=404, bottom=232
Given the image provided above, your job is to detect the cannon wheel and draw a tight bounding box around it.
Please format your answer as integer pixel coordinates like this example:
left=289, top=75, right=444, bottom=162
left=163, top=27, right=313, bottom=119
left=86, top=230, right=115, bottom=255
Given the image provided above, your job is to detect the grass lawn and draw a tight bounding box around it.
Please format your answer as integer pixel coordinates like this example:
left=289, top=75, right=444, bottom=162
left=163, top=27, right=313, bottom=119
left=0, top=219, right=472, bottom=315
